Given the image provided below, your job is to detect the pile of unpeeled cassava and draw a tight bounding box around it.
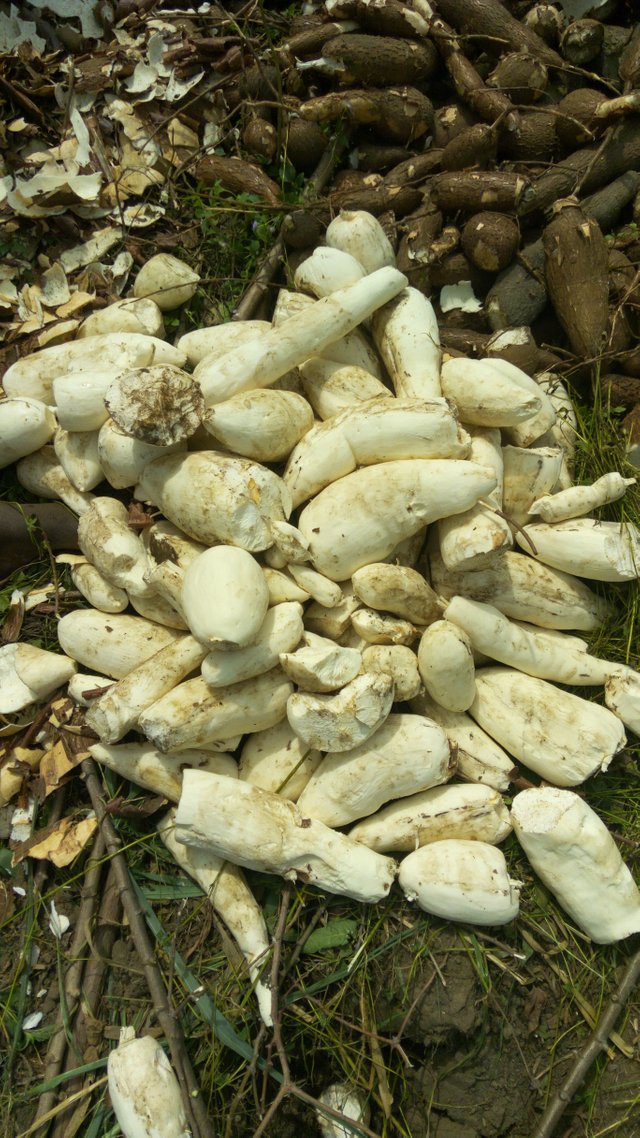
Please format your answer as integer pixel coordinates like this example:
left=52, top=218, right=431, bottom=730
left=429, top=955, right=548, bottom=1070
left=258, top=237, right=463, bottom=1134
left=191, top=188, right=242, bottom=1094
left=212, top=0, right=640, bottom=441
left=2, top=208, right=640, bottom=1032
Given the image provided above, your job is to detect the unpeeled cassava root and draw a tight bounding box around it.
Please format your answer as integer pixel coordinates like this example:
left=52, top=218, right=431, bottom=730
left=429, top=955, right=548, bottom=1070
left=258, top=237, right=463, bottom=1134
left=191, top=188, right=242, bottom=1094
left=4, top=211, right=640, bottom=1033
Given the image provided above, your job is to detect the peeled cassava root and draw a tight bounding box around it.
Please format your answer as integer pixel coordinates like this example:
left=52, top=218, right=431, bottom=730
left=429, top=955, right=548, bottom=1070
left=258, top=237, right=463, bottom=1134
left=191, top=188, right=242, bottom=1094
left=5, top=207, right=640, bottom=1040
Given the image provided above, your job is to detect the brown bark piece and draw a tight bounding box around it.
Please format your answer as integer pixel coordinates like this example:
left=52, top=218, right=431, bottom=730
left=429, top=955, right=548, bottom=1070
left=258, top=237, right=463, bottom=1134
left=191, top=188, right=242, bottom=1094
left=543, top=200, right=609, bottom=362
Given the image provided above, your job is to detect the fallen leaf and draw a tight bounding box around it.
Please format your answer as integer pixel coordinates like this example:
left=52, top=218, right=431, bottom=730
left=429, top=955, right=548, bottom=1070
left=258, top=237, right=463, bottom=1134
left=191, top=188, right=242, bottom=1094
left=13, top=813, right=98, bottom=867
left=39, top=738, right=82, bottom=796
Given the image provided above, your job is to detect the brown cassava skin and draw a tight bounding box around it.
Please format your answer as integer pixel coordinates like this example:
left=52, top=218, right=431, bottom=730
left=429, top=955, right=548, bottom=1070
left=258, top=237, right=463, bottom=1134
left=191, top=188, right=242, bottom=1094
left=461, top=213, right=520, bottom=273
left=431, top=172, right=531, bottom=214
left=299, top=87, right=434, bottom=145
left=441, top=125, right=497, bottom=172
left=192, top=154, right=281, bottom=205
left=322, top=34, right=438, bottom=87
left=543, top=201, right=609, bottom=362
left=486, top=171, right=640, bottom=330
left=519, top=119, right=640, bottom=216
left=434, top=0, right=562, bottom=66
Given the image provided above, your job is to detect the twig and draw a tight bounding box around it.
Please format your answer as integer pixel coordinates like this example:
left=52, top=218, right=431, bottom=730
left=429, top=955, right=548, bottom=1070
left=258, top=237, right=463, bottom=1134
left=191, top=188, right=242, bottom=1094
left=31, top=832, right=106, bottom=1131
left=49, top=860, right=122, bottom=1138
left=81, top=758, right=215, bottom=1138
left=232, top=131, right=348, bottom=322
left=250, top=888, right=383, bottom=1138
left=532, top=945, right=640, bottom=1138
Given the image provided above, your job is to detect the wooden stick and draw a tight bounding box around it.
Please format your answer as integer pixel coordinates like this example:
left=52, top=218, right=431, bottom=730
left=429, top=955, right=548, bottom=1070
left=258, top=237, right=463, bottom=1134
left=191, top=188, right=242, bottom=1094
left=232, top=132, right=348, bottom=322
left=82, top=758, right=215, bottom=1138
left=31, top=832, right=107, bottom=1134
left=532, top=946, right=640, bottom=1138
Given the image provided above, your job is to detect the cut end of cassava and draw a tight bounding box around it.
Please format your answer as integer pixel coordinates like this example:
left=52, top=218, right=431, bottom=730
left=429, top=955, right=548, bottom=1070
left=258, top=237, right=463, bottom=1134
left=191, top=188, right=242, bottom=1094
left=105, top=365, right=204, bottom=446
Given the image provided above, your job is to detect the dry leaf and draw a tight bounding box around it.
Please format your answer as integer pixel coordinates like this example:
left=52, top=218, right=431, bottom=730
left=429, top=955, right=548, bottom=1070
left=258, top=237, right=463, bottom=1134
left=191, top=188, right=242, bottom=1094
left=39, top=738, right=83, bottom=796
left=13, top=813, right=98, bottom=867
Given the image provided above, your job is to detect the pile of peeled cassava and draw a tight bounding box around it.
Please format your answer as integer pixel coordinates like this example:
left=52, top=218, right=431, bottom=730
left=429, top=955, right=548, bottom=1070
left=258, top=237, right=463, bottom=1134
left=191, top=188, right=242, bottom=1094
left=3, top=209, right=640, bottom=1027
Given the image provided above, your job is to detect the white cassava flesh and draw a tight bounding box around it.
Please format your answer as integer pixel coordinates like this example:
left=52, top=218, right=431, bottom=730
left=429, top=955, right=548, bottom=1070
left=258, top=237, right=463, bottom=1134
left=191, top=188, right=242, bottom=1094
left=440, top=357, right=542, bottom=427
left=501, top=445, right=564, bottom=528
left=0, top=398, right=57, bottom=468
left=160, top=812, right=273, bottom=1026
left=54, top=428, right=103, bottom=492
left=284, top=398, right=469, bottom=507
left=16, top=448, right=94, bottom=515
left=52, top=370, right=119, bottom=432
left=263, top=568, right=311, bottom=606
left=438, top=428, right=512, bottom=571
left=97, top=419, right=185, bottom=489
left=604, top=669, right=640, bottom=734
left=429, top=548, right=611, bottom=631
left=294, top=246, right=366, bottom=297
left=90, top=742, right=236, bottom=801
left=315, top=1083, right=370, bottom=1138
left=398, top=840, right=520, bottom=925
left=139, top=668, right=293, bottom=752
left=349, top=783, right=512, bottom=853
left=299, top=358, right=389, bottom=420
left=279, top=631, right=362, bottom=692
left=350, top=608, right=416, bottom=645
left=410, top=691, right=516, bottom=791
left=530, top=472, right=636, bottom=522
left=470, top=667, right=626, bottom=786
left=203, top=389, right=313, bottom=461
left=201, top=602, right=304, bottom=688
left=238, top=719, right=322, bottom=801
left=296, top=713, right=453, bottom=828
left=516, top=519, right=640, bottom=582
left=269, top=521, right=310, bottom=565
left=132, top=253, right=199, bottom=310
left=297, top=459, right=497, bottom=580
left=510, top=788, right=640, bottom=943
left=305, top=592, right=362, bottom=640
left=196, top=267, right=407, bottom=405
left=287, top=671, right=394, bottom=752
left=490, top=358, right=557, bottom=447
left=271, top=290, right=385, bottom=377
left=417, top=620, right=476, bottom=712
left=178, top=320, right=271, bottom=366
left=69, top=561, right=128, bottom=614
left=371, top=287, right=442, bottom=400
left=78, top=497, right=151, bottom=596
left=2, top=333, right=186, bottom=404
left=128, top=586, right=187, bottom=631
left=68, top=673, right=112, bottom=705
left=287, top=565, right=343, bottom=608
left=444, top=596, right=622, bottom=686
left=324, top=210, right=396, bottom=273
left=57, top=610, right=182, bottom=679
left=0, top=643, right=76, bottom=714
left=85, top=635, right=209, bottom=743
left=77, top=297, right=164, bottom=339
left=534, top=372, right=577, bottom=484
left=175, top=770, right=397, bottom=903
left=105, top=365, right=204, bottom=446
left=361, top=645, right=422, bottom=701
left=107, top=1029, right=189, bottom=1138
left=136, top=451, right=291, bottom=551
left=181, top=546, right=269, bottom=649
left=351, top=563, right=440, bottom=625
